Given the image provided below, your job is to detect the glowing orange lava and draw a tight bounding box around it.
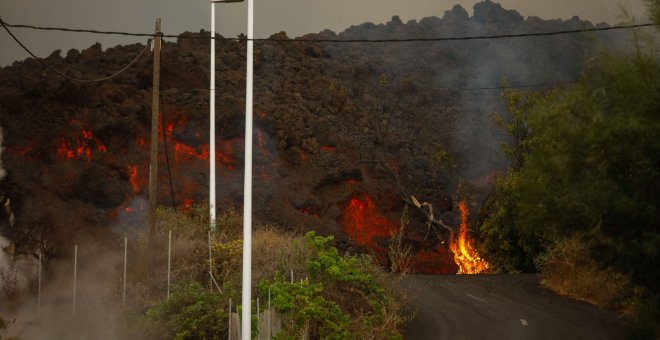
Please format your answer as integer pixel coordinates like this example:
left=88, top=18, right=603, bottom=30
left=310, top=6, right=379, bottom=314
left=174, top=141, right=209, bottom=162
left=410, top=246, right=455, bottom=274
left=56, top=129, right=106, bottom=162
left=256, top=128, right=271, bottom=159
left=342, top=194, right=398, bottom=248
left=344, top=179, right=360, bottom=187
left=128, top=166, right=141, bottom=193
left=449, top=200, right=489, bottom=274
left=320, top=146, right=336, bottom=152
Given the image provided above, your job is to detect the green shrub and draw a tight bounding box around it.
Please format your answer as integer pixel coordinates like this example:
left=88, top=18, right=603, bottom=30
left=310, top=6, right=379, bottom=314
left=257, top=232, right=403, bottom=340
left=146, top=283, right=229, bottom=340
left=259, top=278, right=349, bottom=339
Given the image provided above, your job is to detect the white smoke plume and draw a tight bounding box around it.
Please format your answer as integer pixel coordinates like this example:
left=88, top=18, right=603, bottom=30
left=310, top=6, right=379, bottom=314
left=0, top=128, right=5, bottom=181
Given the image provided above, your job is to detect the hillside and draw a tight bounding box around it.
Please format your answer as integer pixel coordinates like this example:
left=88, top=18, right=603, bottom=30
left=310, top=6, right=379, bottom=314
left=0, top=1, right=622, bottom=273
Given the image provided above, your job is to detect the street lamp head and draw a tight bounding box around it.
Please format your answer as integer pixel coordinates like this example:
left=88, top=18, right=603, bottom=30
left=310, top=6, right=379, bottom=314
left=211, top=0, right=244, bottom=2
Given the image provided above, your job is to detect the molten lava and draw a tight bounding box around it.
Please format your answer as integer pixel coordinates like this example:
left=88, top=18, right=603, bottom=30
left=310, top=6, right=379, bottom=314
left=449, top=200, right=489, bottom=274
left=341, top=193, right=457, bottom=274
left=56, top=129, right=107, bottom=162
left=342, top=194, right=398, bottom=248
left=128, top=166, right=141, bottom=193
left=320, top=146, right=336, bottom=152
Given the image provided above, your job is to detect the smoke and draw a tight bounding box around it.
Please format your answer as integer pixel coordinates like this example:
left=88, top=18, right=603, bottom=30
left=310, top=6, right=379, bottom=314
left=1, top=127, right=11, bottom=277
left=0, top=128, right=5, bottom=182
left=0, top=128, right=125, bottom=338
left=0, top=237, right=126, bottom=339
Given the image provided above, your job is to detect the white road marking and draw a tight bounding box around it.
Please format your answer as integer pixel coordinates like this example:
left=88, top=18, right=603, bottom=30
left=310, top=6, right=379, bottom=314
left=466, top=294, right=488, bottom=303
left=520, top=319, right=528, bottom=326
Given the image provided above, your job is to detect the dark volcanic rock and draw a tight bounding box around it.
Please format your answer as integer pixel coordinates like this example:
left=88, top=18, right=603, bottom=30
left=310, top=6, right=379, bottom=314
left=0, top=1, right=624, bottom=272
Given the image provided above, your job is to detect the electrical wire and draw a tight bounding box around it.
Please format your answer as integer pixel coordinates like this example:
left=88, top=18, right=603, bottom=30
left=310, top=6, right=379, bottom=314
left=418, top=81, right=576, bottom=92
left=1, top=17, right=151, bottom=83
left=172, top=80, right=575, bottom=94
left=161, top=92, right=178, bottom=212
left=155, top=44, right=178, bottom=211
left=1, top=16, right=656, bottom=43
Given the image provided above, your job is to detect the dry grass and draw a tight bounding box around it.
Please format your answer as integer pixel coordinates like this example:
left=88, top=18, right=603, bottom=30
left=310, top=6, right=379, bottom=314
left=388, top=206, right=412, bottom=274
left=251, top=226, right=313, bottom=285
left=119, top=206, right=407, bottom=338
left=537, top=236, right=631, bottom=310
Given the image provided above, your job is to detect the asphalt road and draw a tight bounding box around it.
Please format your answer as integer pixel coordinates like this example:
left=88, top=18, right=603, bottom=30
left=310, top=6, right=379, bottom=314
left=401, top=274, right=625, bottom=340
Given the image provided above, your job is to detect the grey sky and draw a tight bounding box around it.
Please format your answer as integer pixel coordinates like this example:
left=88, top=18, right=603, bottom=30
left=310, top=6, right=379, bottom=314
left=0, top=0, right=648, bottom=66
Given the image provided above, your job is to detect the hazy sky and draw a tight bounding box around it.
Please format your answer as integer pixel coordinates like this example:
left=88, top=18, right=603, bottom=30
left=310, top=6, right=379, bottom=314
left=0, top=0, right=648, bottom=66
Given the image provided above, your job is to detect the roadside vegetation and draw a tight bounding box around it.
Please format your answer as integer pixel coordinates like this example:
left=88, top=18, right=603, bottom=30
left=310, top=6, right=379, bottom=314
left=119, top=205, right=406, bottom=339
left=477, top=3, right=660, bottom=337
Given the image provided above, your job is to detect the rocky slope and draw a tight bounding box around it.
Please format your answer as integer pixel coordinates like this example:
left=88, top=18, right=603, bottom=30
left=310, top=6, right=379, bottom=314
left=0, top=1, right=622, bottom=273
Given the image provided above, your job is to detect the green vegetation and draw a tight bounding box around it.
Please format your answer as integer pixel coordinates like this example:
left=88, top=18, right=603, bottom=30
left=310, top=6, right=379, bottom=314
left=146, top=282, right=230, bottom=339
left=477, top=16, right=660, bottom=338
left=259, top=232, right=403, bottom=339
left=120, top=205, right=405, bottom=339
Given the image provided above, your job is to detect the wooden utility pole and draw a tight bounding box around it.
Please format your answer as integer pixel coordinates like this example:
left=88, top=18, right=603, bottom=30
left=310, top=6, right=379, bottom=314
left=148, top=18, right=161, bottom=236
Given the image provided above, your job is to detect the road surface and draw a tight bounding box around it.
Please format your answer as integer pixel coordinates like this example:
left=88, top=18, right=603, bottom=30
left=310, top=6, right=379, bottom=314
left=401, top=274, right=625, bottom=340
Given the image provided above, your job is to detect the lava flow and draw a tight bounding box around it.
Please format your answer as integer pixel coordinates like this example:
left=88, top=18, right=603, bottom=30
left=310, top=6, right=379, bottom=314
left=56, top=128, right=107, bottom=162
left=449, top=200, right=489, bottom=274
left=342, top=194, right=398, bottom=248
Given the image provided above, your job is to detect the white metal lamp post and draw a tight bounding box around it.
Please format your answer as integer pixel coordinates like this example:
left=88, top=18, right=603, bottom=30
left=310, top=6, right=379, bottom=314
left=209, top=1, right=253, bottom=338
left=210, top=0, right=244, bottom=230
left=242, top=0, right=254, bottom=337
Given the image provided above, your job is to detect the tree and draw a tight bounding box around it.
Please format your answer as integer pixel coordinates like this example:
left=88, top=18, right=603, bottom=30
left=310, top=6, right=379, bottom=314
left=477, top=89, right=547, bottom=273
left=515, top=50, right=660, bottom=294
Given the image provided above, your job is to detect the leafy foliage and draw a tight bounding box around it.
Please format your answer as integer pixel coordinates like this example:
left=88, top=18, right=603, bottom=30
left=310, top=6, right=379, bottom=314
left=258, top=278, right=349, bottom=340
left=479, top=30, right=660, bottom=338
left=478, top=171, right=542, bottom=273
left=140, top=229, right=403, bottom=340
left=146, top=283, right=228, bottom=340
left=305, top=232, right=385, bottom=299
left=258, top=232, right=403, bottom=339
left=516, top=52, right=660, bottom=292
left=645, top=0, right=660, bottom=29
left=478, top=89, right=547, bottom=273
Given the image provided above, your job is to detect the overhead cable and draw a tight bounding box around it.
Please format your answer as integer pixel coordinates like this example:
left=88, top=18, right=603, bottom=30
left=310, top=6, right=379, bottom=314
left=1, top=16, right=656, bottom=43
left=1, top=18, right=150, bottom=83
left=419, top=81, right=576, bottom=92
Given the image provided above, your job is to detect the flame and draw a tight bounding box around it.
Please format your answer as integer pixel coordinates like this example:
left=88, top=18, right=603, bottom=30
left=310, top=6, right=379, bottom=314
left=449, top=200, right=489, bottom=274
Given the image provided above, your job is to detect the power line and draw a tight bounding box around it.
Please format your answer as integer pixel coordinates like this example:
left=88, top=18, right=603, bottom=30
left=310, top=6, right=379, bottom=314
left=1, top=18, right=150, bottom=83
left=1, top=16, right=656, bottom=43
left=168, top=80, right=575, bottom=93
left=161, top=89, right=177, bottom=212
left=419, top=81, right=576, bottom=92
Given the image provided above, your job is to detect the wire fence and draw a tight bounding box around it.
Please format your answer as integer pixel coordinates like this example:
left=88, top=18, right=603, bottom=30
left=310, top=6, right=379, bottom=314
left=0, top=230, right=308, bottom=339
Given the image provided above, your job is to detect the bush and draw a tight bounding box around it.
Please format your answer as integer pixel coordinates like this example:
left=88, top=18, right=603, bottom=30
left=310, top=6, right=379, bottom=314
left=259, top=232, right=404, bottom=340
left=146, top=282, right=229, bottom=340
left=535, top=236, right=632, bottom=309
left=259, top=278, right=349, bottom=339
left=131, top=219, right=405, bottom=339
